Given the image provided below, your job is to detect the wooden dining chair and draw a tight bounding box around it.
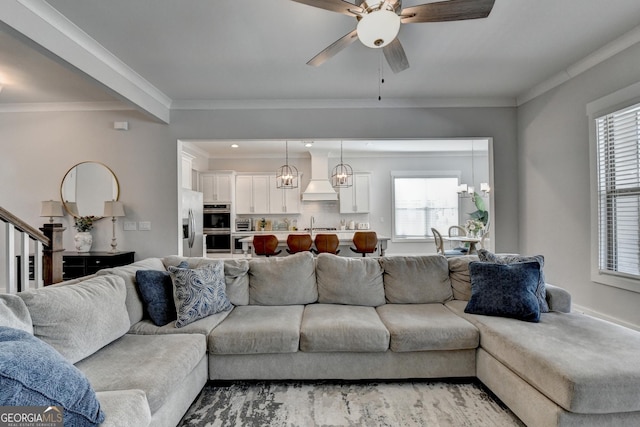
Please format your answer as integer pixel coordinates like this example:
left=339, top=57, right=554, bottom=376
left=252, top=234, right=281, bottom=257
left=286, top=234, right=313, bottom=254
left=350, top=231, right=378, bottom=257
left=431, top=228, right=466, bottom=257
left=447, top=225, right=469, bottom=253
left=312, top=234, right=340, bottom=255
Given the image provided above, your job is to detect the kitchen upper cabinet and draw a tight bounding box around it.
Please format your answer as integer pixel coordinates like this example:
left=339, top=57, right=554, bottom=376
left=340, top=172, right=371, bottom=213
left=201, top=171, right=234, bottom=203
left=236, top=175, right=270, bottom=214
left=269, top=176, right=301, bottom=214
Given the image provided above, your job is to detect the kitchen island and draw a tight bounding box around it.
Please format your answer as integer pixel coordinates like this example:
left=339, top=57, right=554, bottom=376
left=239, top=232, right=389, bottom=257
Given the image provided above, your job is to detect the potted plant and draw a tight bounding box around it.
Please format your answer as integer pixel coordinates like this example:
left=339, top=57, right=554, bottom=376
left=74, top=215, right=96, bottom=252
left=259, top=217, right=267, bottom=231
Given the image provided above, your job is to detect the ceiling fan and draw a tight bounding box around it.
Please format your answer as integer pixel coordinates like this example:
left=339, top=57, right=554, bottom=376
left=291, top=0, right=495, bottom=73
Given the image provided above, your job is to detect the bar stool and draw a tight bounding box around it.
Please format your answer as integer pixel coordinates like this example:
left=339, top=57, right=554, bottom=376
left=350, top=231, right=378, bottom=257
left=286, top=234, right=313, bottom=254
left=312, top=234, right=340, bottom=255
left=252, top=235, right=281, bottom=257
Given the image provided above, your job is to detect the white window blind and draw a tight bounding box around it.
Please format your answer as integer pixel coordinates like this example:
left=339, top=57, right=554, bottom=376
left=596, top=102, right=640, bottom=278
left=393, top=176, right=459, bottom=240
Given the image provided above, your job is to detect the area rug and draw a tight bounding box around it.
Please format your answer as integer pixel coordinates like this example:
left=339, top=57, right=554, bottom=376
left=178, top=380, right=525, bottom=427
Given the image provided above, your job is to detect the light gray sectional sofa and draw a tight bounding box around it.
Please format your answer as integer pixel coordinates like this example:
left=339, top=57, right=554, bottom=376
left=2, top=252, right=640, bottom=427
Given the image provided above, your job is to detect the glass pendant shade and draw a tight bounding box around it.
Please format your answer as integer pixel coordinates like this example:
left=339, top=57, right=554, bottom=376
left=356, top=9, right=401, bottom=48
left=276, top=142, right=298, bottom=189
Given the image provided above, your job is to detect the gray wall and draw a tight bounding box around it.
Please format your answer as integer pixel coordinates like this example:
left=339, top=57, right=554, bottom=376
left=0, top=106, right=518, bottom=261
left=517, top=42, right=640, bottom=329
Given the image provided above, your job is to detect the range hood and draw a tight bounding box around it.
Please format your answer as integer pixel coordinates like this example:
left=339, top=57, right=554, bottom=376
left=302, top=152, right=338, bottom=201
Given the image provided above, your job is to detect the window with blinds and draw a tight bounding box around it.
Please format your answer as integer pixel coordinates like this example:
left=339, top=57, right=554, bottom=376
left=392, top=176, right=459, bottom=240
left=595, top=102, right=640, bottom=279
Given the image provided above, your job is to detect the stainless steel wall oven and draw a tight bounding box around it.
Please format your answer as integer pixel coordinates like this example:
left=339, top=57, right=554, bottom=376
left=203, top=204, right=231, bottom=253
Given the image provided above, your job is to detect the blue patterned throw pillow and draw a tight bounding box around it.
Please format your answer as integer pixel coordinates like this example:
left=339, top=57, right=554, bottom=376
left=0, top=326, right=105, bottom=425
left=168, top=261, right=233, bottom=328
left=477, top=249, right=549, bottom=313
left=465, top=261, right=541, bottom=322
left=136, top=261, right=188, bottom=326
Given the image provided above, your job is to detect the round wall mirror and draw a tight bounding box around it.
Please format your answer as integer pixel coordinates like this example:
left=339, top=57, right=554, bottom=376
left=60, top=162, right=120, bottom=218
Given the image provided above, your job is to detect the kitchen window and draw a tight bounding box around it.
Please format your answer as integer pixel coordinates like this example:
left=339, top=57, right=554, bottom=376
left=594, top=101, right=640, bottom=281
left=391, top=173, right=459, bottom=241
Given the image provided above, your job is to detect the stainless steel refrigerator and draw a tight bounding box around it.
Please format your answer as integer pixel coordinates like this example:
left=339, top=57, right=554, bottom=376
left=182, top=189, right=204, bottom=257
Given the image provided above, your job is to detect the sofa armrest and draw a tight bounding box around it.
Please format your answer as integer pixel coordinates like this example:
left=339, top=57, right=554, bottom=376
left=545, top=283, right=571, bottom=313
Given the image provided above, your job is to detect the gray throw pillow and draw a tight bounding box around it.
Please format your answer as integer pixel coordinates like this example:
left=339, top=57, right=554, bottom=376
left=465, top=261, right=541, bottom=322
left=168, top=261, right=233, bottom=328
left=477, top=249, right=549, bottom=313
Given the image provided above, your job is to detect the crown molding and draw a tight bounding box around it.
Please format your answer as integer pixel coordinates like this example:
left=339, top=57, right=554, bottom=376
left=517, top=24, right=640, bottom=106
left=0, top=101, right=134, bottom=113
left=0, top=0, right=171, bottom=123
left=170, top=97, right=517, bottom=111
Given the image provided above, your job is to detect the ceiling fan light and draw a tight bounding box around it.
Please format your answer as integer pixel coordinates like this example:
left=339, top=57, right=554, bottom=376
left=357, top=10, right=401, bottom=49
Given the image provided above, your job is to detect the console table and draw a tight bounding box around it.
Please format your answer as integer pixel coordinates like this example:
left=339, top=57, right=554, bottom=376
left=62, top=251, right=135, bottom=280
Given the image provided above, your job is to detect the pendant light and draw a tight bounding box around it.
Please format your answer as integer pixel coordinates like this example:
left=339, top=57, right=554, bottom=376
left=331, top=141, right=353, bottom=188
left=276, top=141, right=298, bottom=189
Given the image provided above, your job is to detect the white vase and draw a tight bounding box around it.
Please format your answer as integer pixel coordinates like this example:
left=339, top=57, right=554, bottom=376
left=74, top=231, right=93, bottom=252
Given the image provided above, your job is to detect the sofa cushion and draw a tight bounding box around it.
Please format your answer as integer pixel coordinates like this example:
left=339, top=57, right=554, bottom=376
left=447, top=299, right=640, bottom=414
left=97, top=257, right=167, bottom=325
left=300, top=304, right=390, bottom=352
left=168, top=261, right=233, bottom=328
left=248, top=252, right=317, bottom=305
left=447, top=255, right=479, bottom=301
left=0, top=294, right=33, bottom=334
left=379, top=255, right=453, bottom=304
left=75, top=333, right=206, bottom=414
left=478, top=249, right=549, bottom=312
left=0, top=326, right=104, bottom=425
left=95, top=389, right=151, bottom=427
left=209, top=305, right=304, bottom=354
left=465, top=261, right=541, bottom=323
left=19, top=275, right=130, bottom=364
left=135, top=261, right=188, bottom=326
left=316, top=254, right=385, bottom=306
left=163, top=256, right=250, bottom=306
left=129, top=309, right=231, bottom=336
left=376, top=304, right=478, bottom=352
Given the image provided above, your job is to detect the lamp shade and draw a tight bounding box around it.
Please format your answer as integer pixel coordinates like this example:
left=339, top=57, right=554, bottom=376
left=103, top=200, right=125, bottom=217
left=40, top=200, right=64, bottom=218
left=356, top=9, right=401, bottom=48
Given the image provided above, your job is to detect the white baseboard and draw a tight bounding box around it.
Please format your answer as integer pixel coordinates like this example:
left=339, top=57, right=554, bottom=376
left=572, top=304, right=640, bottom=332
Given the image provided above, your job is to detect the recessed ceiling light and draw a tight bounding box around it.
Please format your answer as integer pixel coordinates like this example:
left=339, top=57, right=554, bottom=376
left=231, top=144, right=239, bottom=148
left=304, top=141, right=313, bottom=147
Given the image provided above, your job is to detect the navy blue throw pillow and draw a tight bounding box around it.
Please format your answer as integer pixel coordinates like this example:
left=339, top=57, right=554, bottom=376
left=136, top=261, right=188, bottom=326
left=465, top=261, right=541, bottom=322
left=0, top=326, right=105, bottom=425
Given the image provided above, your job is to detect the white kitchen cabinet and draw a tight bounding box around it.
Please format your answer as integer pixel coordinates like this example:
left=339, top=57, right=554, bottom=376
left=339, top=172, right=371, bottom=213
left=269, top=176, right=301, bottom=214
left=200, top=171, right=234, bottom=203
left=236, top=175, right=270, bottom=214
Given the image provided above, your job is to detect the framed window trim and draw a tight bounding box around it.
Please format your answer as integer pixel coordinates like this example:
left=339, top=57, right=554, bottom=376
left=390, top=170, right=462, bottom=243
left=588, top=80, right=640, bottom=293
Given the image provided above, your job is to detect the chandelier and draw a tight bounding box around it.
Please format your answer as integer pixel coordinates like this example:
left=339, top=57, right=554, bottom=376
left=276, top=141, right=299, bottom=189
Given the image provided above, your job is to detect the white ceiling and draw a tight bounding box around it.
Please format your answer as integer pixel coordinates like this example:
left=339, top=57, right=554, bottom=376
left=1, top=0, right=640, bottom=122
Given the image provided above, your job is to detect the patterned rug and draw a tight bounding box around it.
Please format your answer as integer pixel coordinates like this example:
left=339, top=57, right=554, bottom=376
left=178, top=380, right=525, bottom=427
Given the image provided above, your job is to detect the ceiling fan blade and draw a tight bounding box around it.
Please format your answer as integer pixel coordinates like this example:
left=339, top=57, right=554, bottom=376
left=383, top=38, right=409, bottom=73
left=290, top=0, right=362, bottom=16
left=401, top=0, right=495, bottom=24
left=307, top=29, right=359, bottom=67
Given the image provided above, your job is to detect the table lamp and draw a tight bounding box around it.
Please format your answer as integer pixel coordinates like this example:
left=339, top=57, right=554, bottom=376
left=104, top=200, right=125, bottom=253
left=40, top=200, right=64, bottom=225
